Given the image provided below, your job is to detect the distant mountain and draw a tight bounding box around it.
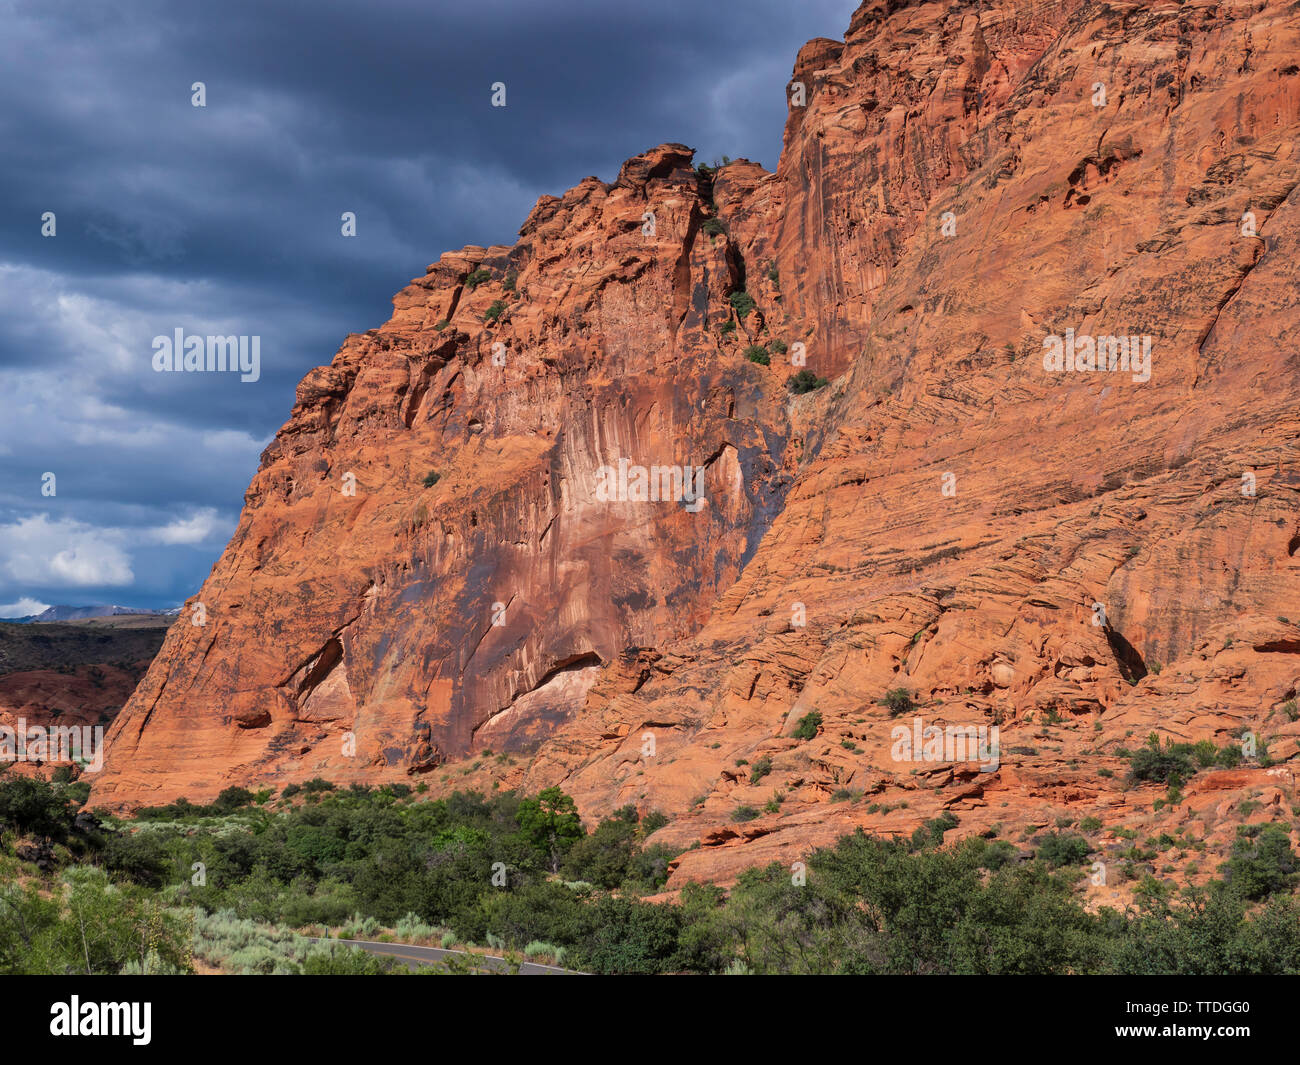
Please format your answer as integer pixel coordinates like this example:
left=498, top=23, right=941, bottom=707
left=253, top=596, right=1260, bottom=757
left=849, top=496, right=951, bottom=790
left=19, top=605, right=180, bottom=623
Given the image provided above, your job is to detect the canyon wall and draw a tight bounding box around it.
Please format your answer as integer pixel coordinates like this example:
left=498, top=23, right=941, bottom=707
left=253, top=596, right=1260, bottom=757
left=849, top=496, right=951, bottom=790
left=94, top=0, right=1300, bottom=891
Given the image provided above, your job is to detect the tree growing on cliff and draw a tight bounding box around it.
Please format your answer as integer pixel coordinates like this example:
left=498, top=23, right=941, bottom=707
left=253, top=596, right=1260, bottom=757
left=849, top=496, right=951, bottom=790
left=793, top=710, right=822, bottom=740
left=729, top=291, right=756, bottom=318
left=787, top=369, right=829, bottom=394
left=879, top=688, right=917, bottom=717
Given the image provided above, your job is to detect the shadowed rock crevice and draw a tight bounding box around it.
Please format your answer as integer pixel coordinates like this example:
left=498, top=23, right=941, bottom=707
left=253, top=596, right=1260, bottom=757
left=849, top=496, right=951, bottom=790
left=1105, top=627, right=1148, bottom=685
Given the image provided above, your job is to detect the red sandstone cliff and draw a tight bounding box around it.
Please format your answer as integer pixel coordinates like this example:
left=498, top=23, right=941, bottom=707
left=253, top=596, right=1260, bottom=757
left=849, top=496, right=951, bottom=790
left=94, top=0, right=1300, bottom=889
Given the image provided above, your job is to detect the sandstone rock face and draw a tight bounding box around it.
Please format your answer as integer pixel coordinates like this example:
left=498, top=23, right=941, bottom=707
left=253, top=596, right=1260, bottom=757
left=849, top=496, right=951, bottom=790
left=95, top=0, right=1300, bottom=890
left=94, top=143, right=797, bottom=802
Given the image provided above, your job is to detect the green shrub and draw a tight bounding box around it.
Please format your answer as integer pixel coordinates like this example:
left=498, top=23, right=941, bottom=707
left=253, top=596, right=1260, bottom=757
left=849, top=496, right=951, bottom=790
left=560, top=812, right=638, bottom=889
left=792, top=710, right=822, bottom=740
left=729, top=291, right=756, bottom=318
left=732, top=805, right=760, bottom=823
left=912, top=813, right=960, bottom=849
left=702, top=217, right=725, bottom=237
left=121, top=950, right=186, bottom=975
left=394, top=913, right=439, bottom=941
left=484, top=300, right=506, bottom=322
left=0, top=868, right=191, bottom=975
left=749, top=756, right=772, bottom=784
left=341, top=912, right=382, bottom=939
left=744, top=345, right=770, bottom=365
left=1127, top=735, right=1194, bottom=786
left=101, top=830, right=170, bottom=889
left=640, top=810, right=669, bottom=836
left=211, top=786, right=255, bottom=814
left=0, top=776, right=76, bottom=839
left=787, top=369, right=829, bottom=394
left=1036, top=832, right=1091, bottom=868
left=422, top=469, right=441, bottom=488
left=1223, top=825, right=1299, bottom=899
left=301, top=944, right=396, bottom=974
left=64, top=781, right=91, bottom=806
left=523, top=940, right=565, bottom=964
left=879, top=688, right=917, bottom=717
left=464, top=268, right=491, bottom=289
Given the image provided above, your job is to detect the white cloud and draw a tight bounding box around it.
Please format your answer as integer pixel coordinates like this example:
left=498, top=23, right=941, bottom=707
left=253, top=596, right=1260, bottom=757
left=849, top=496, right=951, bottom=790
left=0, top=514, right=133, bottom=588
left=0, top=506, right=234, bottom=598
left=147, top=506, right=222, bottom=545
left=200, top=427, right=271, bottom=457
left=0, top=596, right=50, bottom=619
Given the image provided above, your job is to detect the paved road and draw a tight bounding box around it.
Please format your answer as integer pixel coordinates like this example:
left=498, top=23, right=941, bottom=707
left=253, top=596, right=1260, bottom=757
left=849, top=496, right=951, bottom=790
left=308, top=936, right=578, bottom=975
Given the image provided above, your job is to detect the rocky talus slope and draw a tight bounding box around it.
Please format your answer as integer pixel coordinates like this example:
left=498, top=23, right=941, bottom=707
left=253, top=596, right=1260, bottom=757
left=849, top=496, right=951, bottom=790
left=94, top=0, right=1300, bottom=895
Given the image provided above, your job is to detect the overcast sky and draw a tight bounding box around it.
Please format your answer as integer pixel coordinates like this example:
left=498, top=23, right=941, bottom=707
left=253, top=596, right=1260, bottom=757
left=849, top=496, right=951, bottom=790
left=0, top=0, right=856, bottom=616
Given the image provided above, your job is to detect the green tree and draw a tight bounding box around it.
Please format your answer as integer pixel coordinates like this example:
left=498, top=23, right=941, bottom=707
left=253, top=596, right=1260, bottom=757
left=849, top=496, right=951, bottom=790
left=1222, top=824, right=1298, bottom=899
left=0, top=775, right=75, bottom=839
left=515, top=788, right=583, bottom=872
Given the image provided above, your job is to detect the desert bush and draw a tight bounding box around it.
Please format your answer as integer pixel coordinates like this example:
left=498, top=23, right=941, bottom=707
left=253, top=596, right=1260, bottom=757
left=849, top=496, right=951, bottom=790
left=1222, top=824, right=1298, bottom=899
left=793, top=710, right=822, bottom=740
left=1128, top=735, right=1195, bottom=786
left=1037, top=832, right=1091, bottom=868
left=729, top=291, right=756, bottom=318
left=787, top=369, right=829, bottom=394
left=879, top=688, right=917, bottom=717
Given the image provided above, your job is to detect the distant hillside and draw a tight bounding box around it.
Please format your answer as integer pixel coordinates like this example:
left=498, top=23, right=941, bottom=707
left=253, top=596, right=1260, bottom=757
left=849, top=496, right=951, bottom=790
left=0, top=619, right=171, bottom=678
left=0, top=618, right=173, bottom=768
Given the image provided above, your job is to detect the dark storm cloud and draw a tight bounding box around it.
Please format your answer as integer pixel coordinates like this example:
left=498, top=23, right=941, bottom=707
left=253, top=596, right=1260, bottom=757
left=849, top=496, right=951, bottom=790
left=0, top=0, right=857, bottom=614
